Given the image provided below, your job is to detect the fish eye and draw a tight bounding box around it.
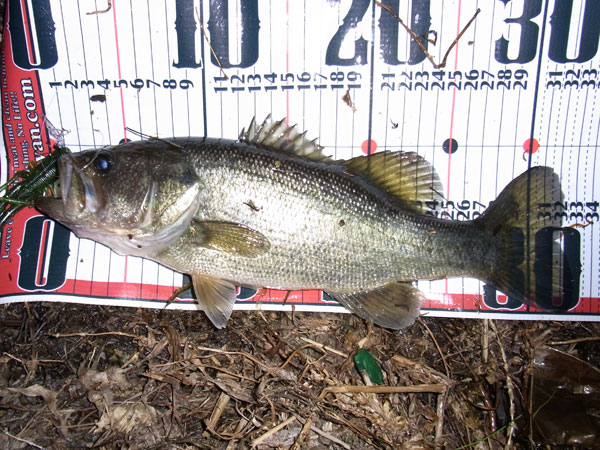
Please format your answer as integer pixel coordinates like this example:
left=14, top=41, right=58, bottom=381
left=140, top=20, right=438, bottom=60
left=94, top=152, right=113, bottom=174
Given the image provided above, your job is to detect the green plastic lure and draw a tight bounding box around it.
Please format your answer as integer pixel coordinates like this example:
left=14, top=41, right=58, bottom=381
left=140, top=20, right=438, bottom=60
left=0, top=145, right=70, bottom=229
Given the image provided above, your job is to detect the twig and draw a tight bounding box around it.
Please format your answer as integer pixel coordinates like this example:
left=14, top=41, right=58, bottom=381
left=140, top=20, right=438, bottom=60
left=194, top=345, right=295, bottom=380
left=375, top=1, right=481, bottom=69
left=51, top=331, right=142, bottom=340
left=418, top=318, right=451, bottom=377
left=548, top=336, right=600, bottom=345
left=391, top=354, right=450, bottom=385
left=2, top=353, right=30, bottom=377
left=489, top=320, right=515, bottom=450
left=310, top=423, right=351, bottom=450
left=482, top=319, right=490, bottom=364
left=299, top=337, right=349, bottom=358
left=457, top=390, right=558, bottom=449
left=87, top=0, right=112, bottom=15
left=529, top=366, right=535, bottom=447
left=165, top=283, right=193, bottom=307
left=206, top=392, right=231, bottom=434
left=2, top=430, right=45, bottom=449
left=290, top=415, right=314, bottom=450
left=435, top=389, right=447, bottom=442
left=319, top=383, right=446, bottom=400
left=195, top=7, right=228, bottom=79
left=251, top=415, right=296, bottom=447
left=456, top=414, right=523, bottom=450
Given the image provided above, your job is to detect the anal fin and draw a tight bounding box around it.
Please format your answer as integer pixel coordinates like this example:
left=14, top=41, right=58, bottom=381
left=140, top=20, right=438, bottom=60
left=192, top=275, right=237, bottom=329
left=326, top=282, right=424, bottom=330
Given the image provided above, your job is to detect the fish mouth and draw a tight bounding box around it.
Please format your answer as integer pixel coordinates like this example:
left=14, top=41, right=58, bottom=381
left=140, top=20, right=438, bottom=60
left=36, top=155, right=101, bottom=222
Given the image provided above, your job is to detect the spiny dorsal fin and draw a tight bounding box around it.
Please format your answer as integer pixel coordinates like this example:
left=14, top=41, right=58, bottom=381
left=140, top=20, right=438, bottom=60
left=343, top=151, right=445, bottom=213
left=239, top=115, right=332, bottom=162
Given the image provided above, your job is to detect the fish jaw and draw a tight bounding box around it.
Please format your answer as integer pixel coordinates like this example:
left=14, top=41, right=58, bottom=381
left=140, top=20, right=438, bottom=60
left=37, top=154, right=91, bottom=226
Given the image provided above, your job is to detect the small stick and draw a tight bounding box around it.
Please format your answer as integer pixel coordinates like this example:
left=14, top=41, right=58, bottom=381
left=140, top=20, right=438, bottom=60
left=2, top=430, right=44, bottom=449
left=319, top=383, right=446, bottom=400
left=419, top=318, right=451, bottom=377
left=482, top=318, right=490, bottom=364
left=194, top=345, right=294, bottom=379
left=391, top=354, right=450, bottom=384
left=165, top=283, right=193, bottom=308
left=309, top=424, right=352, bottom=450
left=549, top=336, right=600, bottom=345
left=51, top=331, right=142, bottom=339
left=206, top=392, right=231, bottom=433
left=195, top=7, right=228, bottom=79
left=290, top=416, right=314, bottom=450
left=435, top=389, right=447, bottom=441
left=529, top=369, right=535, bottom=447
left=124, top=127, right=183, bottom=149
left=87, top=0, right=111, bottom=15
left=299, top=337, right=349, bottom=358
left=375, top=1, right=480, bottom=69
left=489, top=320, right=515, bottom=449
left=251, top=415, right=296, bottom=447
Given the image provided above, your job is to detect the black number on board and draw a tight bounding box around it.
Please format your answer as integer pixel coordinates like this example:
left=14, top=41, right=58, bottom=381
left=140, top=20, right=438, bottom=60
left=18, top=217, right=70, bottom=291
left=207, top=0, right=260, bottom=69
left=495, top=0, right=542, bottom=64
left=379, top=0, right=431, bottom=65
left=326, top=0, right=370, bottom=65
left=548, top=0, right=600, bottom=64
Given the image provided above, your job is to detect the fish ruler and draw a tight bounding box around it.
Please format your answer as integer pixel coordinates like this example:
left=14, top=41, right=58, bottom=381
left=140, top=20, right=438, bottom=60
left=1, top=0, right=599, bottom=321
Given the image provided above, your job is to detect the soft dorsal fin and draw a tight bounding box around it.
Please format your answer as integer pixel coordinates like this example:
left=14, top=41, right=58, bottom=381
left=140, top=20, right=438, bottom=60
left=239, top=115, right=332, bottom=162
left=343, top=151, right=445, bottom=213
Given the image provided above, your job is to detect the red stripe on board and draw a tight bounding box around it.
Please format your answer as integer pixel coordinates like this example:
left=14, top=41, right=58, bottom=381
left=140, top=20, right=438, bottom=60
left=38, top=277, right=600, bottom=314
left=19, top=0, right=36, bottom=66
left=285, top=0, right=290, bottom=124
left=111, top=0, right=129, bottom=283
left=444, top=1, right=463, bottom=296
left=446, top=0, right=463, bottom=201
left=35, top=220, right=50, bottom=286
left=54, top=279, right=325, bottom=305
left=111, top=0, right=128, bottom=141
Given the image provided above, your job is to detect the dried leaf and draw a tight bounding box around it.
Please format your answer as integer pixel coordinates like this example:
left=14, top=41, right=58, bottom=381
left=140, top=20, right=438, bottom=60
left=94, top=401, right=156, bottom=434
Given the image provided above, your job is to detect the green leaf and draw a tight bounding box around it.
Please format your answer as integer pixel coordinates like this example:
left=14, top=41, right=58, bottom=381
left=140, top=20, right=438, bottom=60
left=354, top=348, right=383, bottom=385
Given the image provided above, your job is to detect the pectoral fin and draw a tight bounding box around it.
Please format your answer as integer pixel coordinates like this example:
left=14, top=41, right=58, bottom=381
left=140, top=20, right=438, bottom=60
left=326, top=282, right=424, bottom=329
left=190, top=220, right=270, bottom=258
left=192, top=275, right=237, bottom=329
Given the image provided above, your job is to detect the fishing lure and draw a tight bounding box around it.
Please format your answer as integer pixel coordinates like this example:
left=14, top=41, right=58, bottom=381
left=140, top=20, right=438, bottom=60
left=0, top=145, right=70, bottom=229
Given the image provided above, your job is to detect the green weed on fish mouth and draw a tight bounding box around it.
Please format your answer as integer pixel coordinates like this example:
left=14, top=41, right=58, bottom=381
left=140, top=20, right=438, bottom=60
left=0, top=145, right=70, bottom=229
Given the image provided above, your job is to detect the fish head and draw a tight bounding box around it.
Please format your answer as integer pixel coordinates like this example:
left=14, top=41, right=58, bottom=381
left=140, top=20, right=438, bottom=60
left=37, top=141, right=201, bottom=256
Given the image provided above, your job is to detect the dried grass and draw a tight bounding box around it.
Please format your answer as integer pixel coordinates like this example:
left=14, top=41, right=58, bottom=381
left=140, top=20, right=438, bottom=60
left=0, top=302, right=598, bottom=449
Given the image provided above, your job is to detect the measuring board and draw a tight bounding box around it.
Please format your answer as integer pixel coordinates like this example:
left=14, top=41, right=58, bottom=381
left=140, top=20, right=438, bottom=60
left=1, top=0, right=599, bottom=321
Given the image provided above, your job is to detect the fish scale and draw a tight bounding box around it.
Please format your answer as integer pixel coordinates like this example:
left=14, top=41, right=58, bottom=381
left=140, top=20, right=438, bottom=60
left=37, top=117, right=567, bottom=330
left=162, top=141, right=431, bottom=286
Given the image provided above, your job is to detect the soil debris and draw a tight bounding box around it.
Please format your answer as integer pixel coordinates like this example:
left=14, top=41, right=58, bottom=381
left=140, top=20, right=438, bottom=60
left=0, top=302, right=598, bottom=448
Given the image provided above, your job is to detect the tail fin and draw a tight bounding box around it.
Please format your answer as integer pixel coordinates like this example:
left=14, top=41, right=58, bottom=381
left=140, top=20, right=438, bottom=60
left=475, top=167, right=581, bottom=310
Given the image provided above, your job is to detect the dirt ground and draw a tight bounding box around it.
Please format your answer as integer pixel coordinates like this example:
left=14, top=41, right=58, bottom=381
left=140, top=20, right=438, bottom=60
left=0, top=302, right=598, bottom=449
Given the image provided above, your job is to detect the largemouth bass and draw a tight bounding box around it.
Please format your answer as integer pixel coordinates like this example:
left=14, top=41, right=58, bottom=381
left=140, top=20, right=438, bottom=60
left=37, top=117, right=567, bottom=329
